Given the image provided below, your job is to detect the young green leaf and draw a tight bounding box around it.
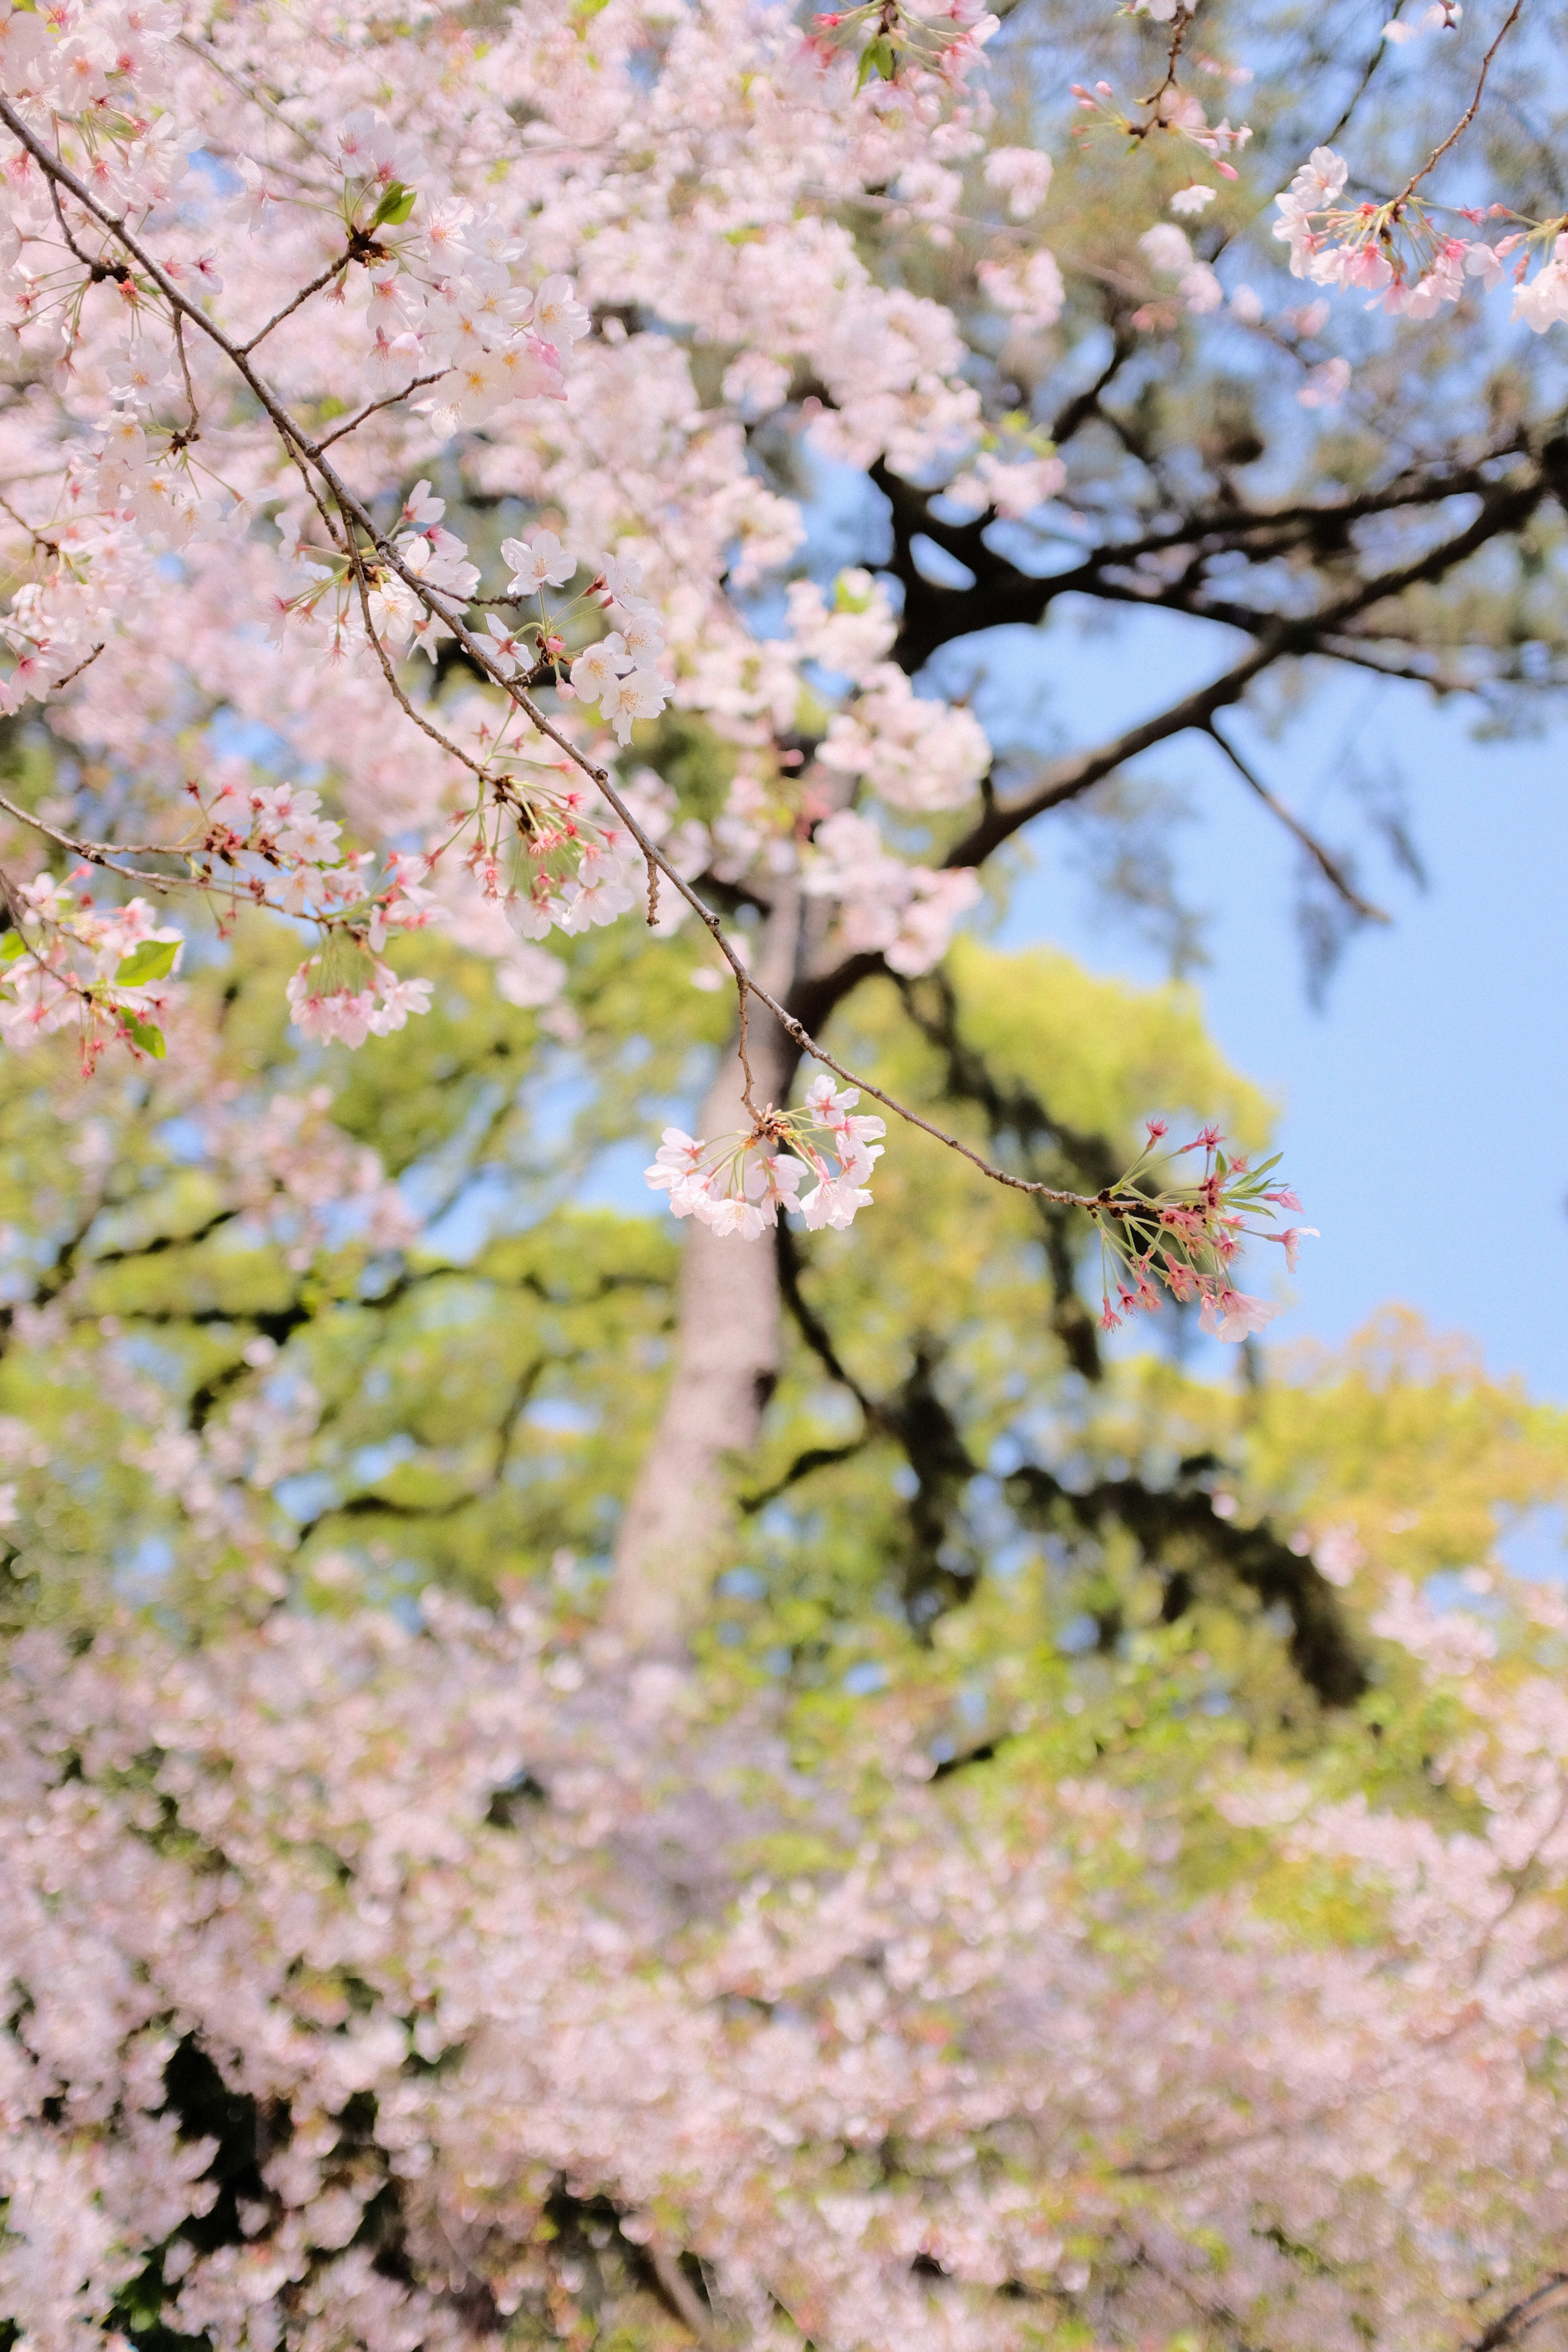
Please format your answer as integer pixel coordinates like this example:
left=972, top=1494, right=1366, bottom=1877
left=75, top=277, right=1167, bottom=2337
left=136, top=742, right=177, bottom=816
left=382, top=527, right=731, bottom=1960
left=371, top=181, right=418, bottom=229
left=121, top=1013, right=166, bottom=1059
left=115, top=938, right=181, bottom=987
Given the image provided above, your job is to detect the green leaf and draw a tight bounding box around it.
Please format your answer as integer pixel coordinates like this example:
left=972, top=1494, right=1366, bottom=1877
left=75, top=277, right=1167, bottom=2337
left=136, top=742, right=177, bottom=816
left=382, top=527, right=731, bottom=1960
left=370, top=181, right=418, bottom=229
left=115, top=938, right=180, bottom=986
left=570, top=0, right=611, bottom=28
left=121, top=1014, right=166, bottom=1060
left=0, top=930, right=26, bottom=965
left=855, top=34, right=895, bottom=88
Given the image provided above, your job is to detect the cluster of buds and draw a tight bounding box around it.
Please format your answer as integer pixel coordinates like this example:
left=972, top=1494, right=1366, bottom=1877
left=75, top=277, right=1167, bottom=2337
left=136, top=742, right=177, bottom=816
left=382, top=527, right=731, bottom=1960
left=1070, top=78, right=1251, bottom=176
left=1092, top=1122, right=1315, bottom=1341
left=645, top=1076, right=887, bottom=1238
left=0, top=877, right=182, bottom=1067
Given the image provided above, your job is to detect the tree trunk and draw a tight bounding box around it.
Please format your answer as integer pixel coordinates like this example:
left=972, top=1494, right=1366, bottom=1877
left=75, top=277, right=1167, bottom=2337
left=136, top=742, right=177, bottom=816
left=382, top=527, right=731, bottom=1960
left=607, top=888, right=804, bottom=1651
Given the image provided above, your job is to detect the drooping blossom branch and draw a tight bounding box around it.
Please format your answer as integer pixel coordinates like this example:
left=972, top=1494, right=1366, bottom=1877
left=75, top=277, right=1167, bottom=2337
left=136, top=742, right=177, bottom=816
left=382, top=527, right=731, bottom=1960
left=0, top=68, right=1319, bottom=1295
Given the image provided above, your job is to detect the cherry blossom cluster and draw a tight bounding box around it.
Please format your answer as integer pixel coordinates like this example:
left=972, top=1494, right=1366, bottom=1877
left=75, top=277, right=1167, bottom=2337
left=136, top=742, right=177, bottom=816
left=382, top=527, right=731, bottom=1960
left=802, top=809, right=982, bottom=976
left=0, top=23, right=592, bottom=709
left=1273, top=147, right=1568, bottom=328
left=645, top=1075, right=887, bottom=1237
left=1092, top=1122, right=1315, bottom=1340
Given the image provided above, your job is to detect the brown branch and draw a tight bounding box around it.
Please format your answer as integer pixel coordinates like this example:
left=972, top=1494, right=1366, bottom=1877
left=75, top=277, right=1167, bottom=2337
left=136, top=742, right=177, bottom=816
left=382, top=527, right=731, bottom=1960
left=942, top=462, right=1546, bottom=868
left=1469, top=2275, right=1568, bottom=2352
left=173, top=311, right=199, bottom=434
left=1130, top=3, right=1196, bottom=137
left=0, top=789, right=188, bottom=888
left=48, top=641, right=104, bottom=694
left=342, top=529, right=493, bottom=788
left=240, top=251, right=353, bottom=355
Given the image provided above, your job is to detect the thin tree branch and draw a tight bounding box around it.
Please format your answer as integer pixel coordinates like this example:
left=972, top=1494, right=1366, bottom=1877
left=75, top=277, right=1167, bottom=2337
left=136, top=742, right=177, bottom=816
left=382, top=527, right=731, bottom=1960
left=1206, top=720, right=1391, bottom=923
left=1395, top=0, right=1524, bottom=205
left=646, top=2245, right=724, bottom=2351
left=0, top=789, right=189, bottom=889
left=240, top=251, right=354, bottom=355
left=316, top=372, right=449, bottom=448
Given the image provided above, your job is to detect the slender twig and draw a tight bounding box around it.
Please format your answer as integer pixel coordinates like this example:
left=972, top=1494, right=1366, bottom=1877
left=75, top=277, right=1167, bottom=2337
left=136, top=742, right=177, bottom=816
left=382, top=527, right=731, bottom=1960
left=0, top=494, right=61, bottom=555
left=48, top=641, right=105, bottom=694
left=342, top=527, right=493, bottom=788
left=736, top=978, right=759, bottom=1116
left=1206, top=721, right=1391, bottom=923
left=1130, top=4, right=1196, bottom=137
left=316, top=372, right=448, bottom=449
left=173, top=313, right=199, bottom=434
left=1394, top=0, right=1524, bottom=205
left=240, top=251, right=352, bottom=356
left=0, top=790, right=186, bottom=887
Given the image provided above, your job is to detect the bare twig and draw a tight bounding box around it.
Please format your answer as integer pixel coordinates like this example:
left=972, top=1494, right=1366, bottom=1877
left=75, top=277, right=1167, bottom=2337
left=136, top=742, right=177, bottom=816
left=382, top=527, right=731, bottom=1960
left=342, top=527, right=493, bottom=788
left=736, top=977, right=758, bottom=1116
left=1206, top=720, right=1391, bottom=923
left=0, top=789, right=187, bottom=888
left=48, top=641, right=105, bottom=694
left=240, top=251, right=352, bottom=356
left=1131, top=3, right=1196, bottom=137
left=316, top=372, right=449, bottom=449
left=1395, top=0, right=1524, bottom=205
left=173, top=312, right=199, bottom=434
left=0, top=494, right=61, bottom=555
